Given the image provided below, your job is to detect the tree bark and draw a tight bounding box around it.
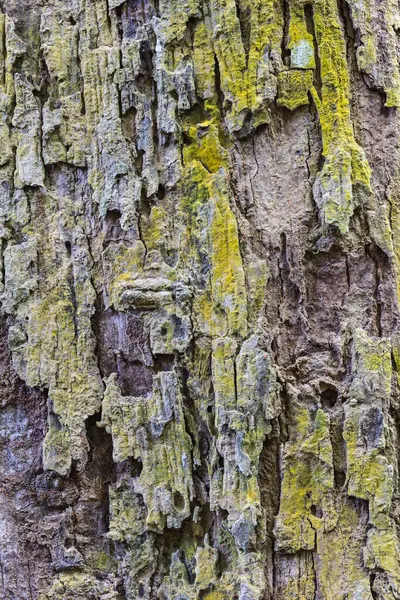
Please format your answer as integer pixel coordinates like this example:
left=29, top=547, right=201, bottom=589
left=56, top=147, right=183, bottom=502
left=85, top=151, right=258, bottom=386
left=1, top=0, right=400, bottom=598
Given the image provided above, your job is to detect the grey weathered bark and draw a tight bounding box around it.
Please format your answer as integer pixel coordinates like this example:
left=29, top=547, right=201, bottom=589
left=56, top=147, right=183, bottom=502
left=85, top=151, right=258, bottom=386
left=1, top=0, right=400, bottom=598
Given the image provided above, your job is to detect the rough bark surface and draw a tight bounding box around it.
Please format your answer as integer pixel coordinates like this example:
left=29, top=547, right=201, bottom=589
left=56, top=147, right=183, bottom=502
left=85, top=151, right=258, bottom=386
left=1, top=0, right=400, bottom=598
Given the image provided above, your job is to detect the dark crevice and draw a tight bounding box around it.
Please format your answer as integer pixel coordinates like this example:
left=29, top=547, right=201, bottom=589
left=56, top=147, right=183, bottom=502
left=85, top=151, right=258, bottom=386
left=115, top=456, right=143, bottom=482
left=325, top=396, right=347, bottom=490
left=366, top=244, right=387, bottom=337
left=310, top=504, right=323, bottom=518
left=214, top=54, right=225, bottom=118
left=234, top=0, right=251, bottom=63
left=76, top=26, right=86, bottom=116
left=259, top=426, right=281, bottom=599
left=320, top=386, right=338, bottom=410
left=281, top=0, right=291, bottom=65
left=153, top=353, right=175, bottom=373
left=304, top=4, right=322, bottom=98
left=370, top=572, right=379, bottom=599
left=157, top=184, right=166, bottom=200
left=76, top=410, right=115, bottom=561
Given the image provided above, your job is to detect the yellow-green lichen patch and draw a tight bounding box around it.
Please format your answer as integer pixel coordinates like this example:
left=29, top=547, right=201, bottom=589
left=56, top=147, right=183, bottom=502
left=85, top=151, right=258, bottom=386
left=192, top=20, right=216, bottom=102
left=364, top=526, right=400, bottom=591
left=141, top=206, right=169, bottom=254
left=201, top=591, right=226, bottom=600
left=100, top=371, right=193, bottom=532
left=313, top=499, right=373, bottom=599
left=181, top=114, right=248, bottom=339
left=1, top=185, right=104, bottom=477
left=38, top=572, right=120, bottom=600
left=43, top=414, right=72, bottom=477
left=277, top=69, right=313, bottom=111
left=350, top=329, right=392, bottom=401
left=342, top=329, right=400, bottom=594
left=288, top=5, right=315, bottom=69
left=311, top=0, right=371, bottom=232
left=183, top=123, right=230, bottom=174
left=26, top=275, right=104, bottom=473
left=347, top=0, right=400, bottom=107
left=212, top=337, right=237, bottom=415
left=40, top=3, right=87, bottom=166
left=208, top=170, right=248, bottom=338
left=101, top=241, right=146, bottom=309
left=195, top=543, right=219, bottom=591
left=274, top=401, right=337, bottom=552
left=209, top=0, right=283, bottom=131
left=272, top=0, right=372, bottom=234
left=343, top=405, right=393, bottom=523
left=157, top=0, right=201, bottom=44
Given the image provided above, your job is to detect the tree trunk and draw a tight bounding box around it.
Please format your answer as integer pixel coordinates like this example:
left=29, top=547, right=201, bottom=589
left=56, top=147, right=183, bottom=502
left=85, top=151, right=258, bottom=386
left=1, top=0, right=400, bottom=598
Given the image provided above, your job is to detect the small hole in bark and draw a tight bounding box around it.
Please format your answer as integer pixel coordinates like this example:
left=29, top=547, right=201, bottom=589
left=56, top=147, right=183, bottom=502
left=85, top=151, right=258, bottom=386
left=154, top=354, right=175, bottom=372
left=65, top=241, right=72, bottom=257
left=160, top=326, right=168, bottom=336
left=334, top=470, right=346, bottom=488
left=207, top=405, right=213, bottom=414
left=173, top=491, right=185, bottom=512
left=115, top=457, right=143, bottom=479
left=105, top=209, right=121, bottom=223
left=271, top=336, right=279, bottom=358
left=310, top=504, right=323, bottom=518
left=183, top=131, right=192, bottom=145
left=157, top=184, right=166, bottom=200
left=320, top=387, right=338, bottom=409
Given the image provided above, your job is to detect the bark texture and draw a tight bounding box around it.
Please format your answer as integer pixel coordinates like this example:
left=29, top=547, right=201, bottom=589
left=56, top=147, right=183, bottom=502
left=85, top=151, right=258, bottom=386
left=1, top=0, right=400, bottom=598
